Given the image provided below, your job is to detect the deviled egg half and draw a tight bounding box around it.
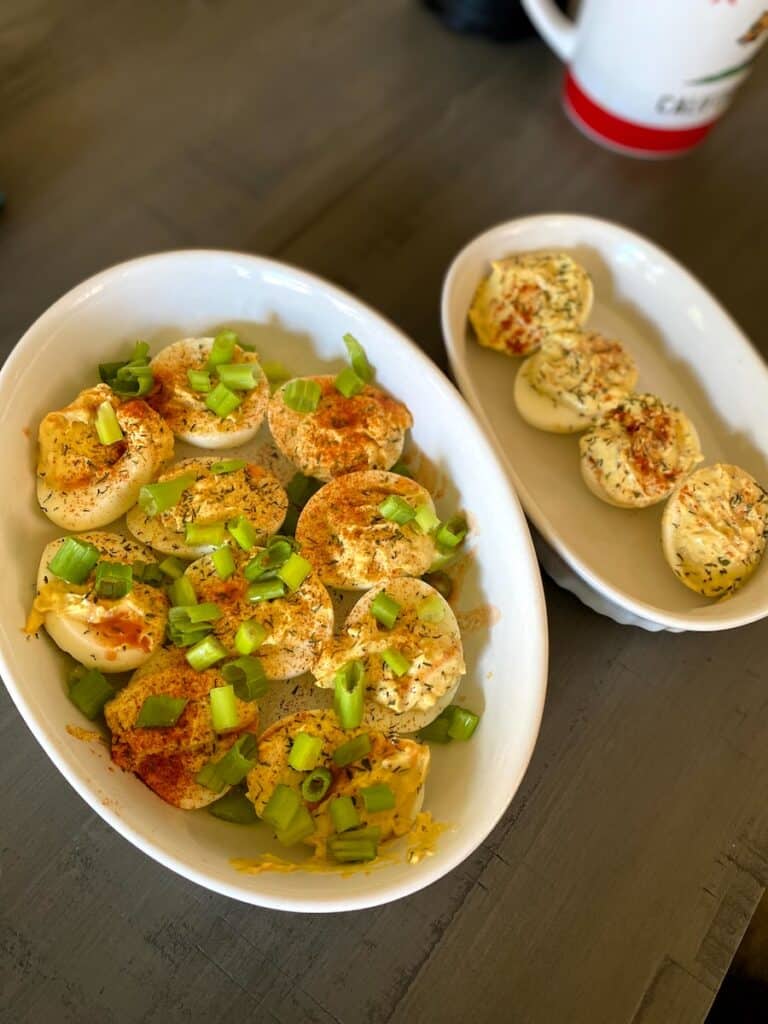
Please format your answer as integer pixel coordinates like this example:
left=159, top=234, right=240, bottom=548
left=268, top=375, right=412, bottom=481
left=662, top=463, right=768, bottom=598
left=314, top=577, right=465, bottom=733
left=469, top=252, right=593, bottom=357
left=246, top=709, right=430, bottom=861
left=126, top=456, right=288, bottom=559
left=579, top=393, right=703, bottom=509
left=514, top=330, right=638, bottom=433
left=29, top=532, right=168, bottom=672
left=183, top=542, right=334, bottom=680
left=295, top=470, right=438, bottom=590
left=36, top=383, right=174, bottom=530
left=105, top=648, right=259, bottom=808
left=148, top=336, right=270, bottom=448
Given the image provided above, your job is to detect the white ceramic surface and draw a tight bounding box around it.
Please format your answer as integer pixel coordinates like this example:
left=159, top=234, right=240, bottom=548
left=0, top=250, right=548, bottom=913
left=442, top=214, right=768, bottom=632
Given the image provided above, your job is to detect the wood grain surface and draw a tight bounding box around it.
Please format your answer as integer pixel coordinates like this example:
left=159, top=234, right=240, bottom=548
left=2, top=3, right=768, bottom=1022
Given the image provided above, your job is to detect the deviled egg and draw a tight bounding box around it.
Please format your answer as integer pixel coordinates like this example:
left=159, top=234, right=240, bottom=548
left=514, top=330, right=638, bottom=433
left=314, top=577, right=465, bottom=732
left=29, top=532, right=168, bottom=672
left=662, top=463, right=768, bottom=598
left=468, top=252, right=593, bottom=357
left=36, top=384, right=174, bottom=530
left=126, top=456, right=288, bottom=558
left=267, top=375, right=412, bottom=481
left=148, top=336, right=269, bottom=448
left=295, top=470, right=437, bottom=589
left=579, top=393, right=703, bottom=508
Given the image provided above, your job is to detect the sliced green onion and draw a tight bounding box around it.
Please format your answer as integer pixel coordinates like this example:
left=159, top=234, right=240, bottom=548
left=288, top=732, right=323, bottom=772
left=186, top=635, right=227, bottom=671
left=244, top=539, right=293, bottom=580
left=234, top=619, right=268, bottom=655
left=158, top=556, right=186, bottom=580
left=93, top=561, right=133, bottom=600
left=417, top=714, right=452, bottom=744
left=205, top=382, right=241, bottom=418
left=261, top=360, right=290, bottom=382
left=167, top=606, right=212, bottom=647
left=342, top=333, right=373, bottom=383
left=135, top=695, right=188, bottom=728
left=334, top=367, right=365, bottom=398
left=212, top=545, right=236, bottom=580
left=94, top=401, right=124, bottom=445
left=276, top=552, right=312, bottom=592
left=301, top=768, right=332, bottom=803
left=208, top=789, right=258, bottom=824
left=227, top=516, right=259, bottom=551
left=282, top=378, right=321, bottom=413
left=207, top=330, right=238, bottom=368
left=382, top=648, right=411, bottom=677
left=187, top=369, right=212, bottom=393
left=138, top=473, right=196, bottom=516
left=262, top=784, right=302, bottom=832
left=67, top=667, right=114, bottom=720
left=390, top=459, right=413, bottom=478
left=417, top=593, right=445, bottom=623
left=169, top=576, right=197, bottom=607
left=218, top=363, right=257, bottom=391
left=370, top=592, right=401, bottom=629
left=185, top=521, right=226, bottom=547
left=447, top=706, right=480, bottom=741
left=414, top=504, right=440, bottom=535
left=428, top=550, right=459, bottom=573
left=132, top=561, right=164, bottom=587
left=48, top=537, right=100, bottom=585
left=329, top=796, right=360, bottom=834
left=423, top=570, right=453, bottom=601
left=186, top=602, right=222, bottom=623
left=360, top=783, right=395, bottom=813
left=275, top=805, right=315, bottom=847
left=99, top=340, right=154, bottom=397
left=332, top=733, right=371, bottom=767
left=378, top=495, right=415, bottom=525
left=196, top=734, right=257, bottom=792
left=209, top=684, right=239, bottom=732
left=210, top=459, right=247, bottom=475
left=222, top=656, right=268, bottom=701
left=334, top=660, right=365, bottom=731
left=247, top=578, right=286, bottom=603
left=436, top=515, right=468, bottom=550
left=327, top=826, right=380, bottom=863
left=285, top=473, right=322, bottom=507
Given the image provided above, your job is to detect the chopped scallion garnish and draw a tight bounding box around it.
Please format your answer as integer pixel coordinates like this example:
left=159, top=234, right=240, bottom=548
left=381, top=648, right=411, bottom=677
left=222, top=656, right=267, bottom=701
left=247, top=578, right=286, bottom=603
left=262, top=784, right=302, bottom=832
left=169, top=575, right=197, bottom=607
left=417, top=593, right=445, bottom=623
left=275, top=805, right=316, bottom=847
left=205, top=382, right=242, bottom=418
left=234, top=619, right=268, bottom=655
left=212, top=544, right=236, bottom=580
left=378, top=495, right=415, bottom=525
left=159, top=556, right=186, bottom=580
left=390, top=459, right=413, bottom=478
left=370, top=592, right=401, bottom=629
left=227, top=516, right=259, bottom=551
left=196, top=734, right=257, bottom=792
left=329, top=796, right=360, bottom=834
left=332, top=733, right=371, bottom=767
left=334, top=660, right=365, bottom=731
left=48, top=537, right=101, bottom=585
left=360, top=783, right=395, bottom=813
left=67, top=666, right=114, bottom=720
left=276, top=552, right=312, bottom=591
left=414, top=504, right=440, bottom=535
left=186, top=602, right=222, bottom=624
left=218, top=363, right=258, bottom=391
left=447, top=706, right=480, bottom=741
left=186, top=635, right=227, bottom=671
left=132, top=561, right=165, bottom=587
left=207, top=330, right=238, bottom=368
left=244, top=538, right=294, bottom=580
left=210, top=459, right=247, bottom=475
left=416, top=715, right=452, bottom=743
left=436, top=515, right=468, bottom=550
left=94, top=401, right=124, bottom=445
left=93, top=561, right=133, bottom=600
left=135, top=695, right=188, bottom=728
left=301, top=767, right=332, bottom=803
left=327, top=826, right=380, bottom=863
left=287, top=732, right=323, bottom=772
left=282, top=378, right=321, bottom=413
left=99, top=340, right=154, bottom=397
left=209, top=684, right=239, bottom=732
left=138, top=473, right=196, bottom=516
left=207, top=789, right=258, bottom=824
left=342, top=333, right=373, bottom=383
left=187, top=369, right=212, bottom=393
left=334, top=367, right=365, bottom=398
left=185, top=521, right=226, bottom=547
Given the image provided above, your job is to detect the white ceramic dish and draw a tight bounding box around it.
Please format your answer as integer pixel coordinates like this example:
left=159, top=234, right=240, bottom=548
left=442, top=214, right=768, bottom=632
left=0, top=250, right=547, bottom=912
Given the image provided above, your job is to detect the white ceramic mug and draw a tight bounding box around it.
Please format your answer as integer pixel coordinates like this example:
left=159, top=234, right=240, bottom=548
left=521, top=0, right=768, bottom=156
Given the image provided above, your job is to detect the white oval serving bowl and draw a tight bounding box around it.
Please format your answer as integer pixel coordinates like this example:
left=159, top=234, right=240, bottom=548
left=442, top=214, right=768, bottom=632
left=0, top=250, right=547, bottom=912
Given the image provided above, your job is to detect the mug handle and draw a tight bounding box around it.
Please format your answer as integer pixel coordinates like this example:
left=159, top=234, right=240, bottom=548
left=520, top=0, right=577, bottom=61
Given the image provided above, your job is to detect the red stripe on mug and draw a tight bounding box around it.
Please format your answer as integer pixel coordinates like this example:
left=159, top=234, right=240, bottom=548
left=564, top=72, right=716, bottom=155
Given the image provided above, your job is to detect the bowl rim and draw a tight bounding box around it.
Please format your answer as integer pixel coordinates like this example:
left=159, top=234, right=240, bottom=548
left=0, top=247, right=549, bottom=912
left=441, top=212, right=768, bottom=633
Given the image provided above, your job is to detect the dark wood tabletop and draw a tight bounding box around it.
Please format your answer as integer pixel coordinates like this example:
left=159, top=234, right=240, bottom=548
left=2, top=3, right=768, bottom=1022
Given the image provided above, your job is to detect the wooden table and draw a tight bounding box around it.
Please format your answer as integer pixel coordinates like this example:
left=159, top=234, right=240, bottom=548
left=2, top=3, right=768, bottom=1021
